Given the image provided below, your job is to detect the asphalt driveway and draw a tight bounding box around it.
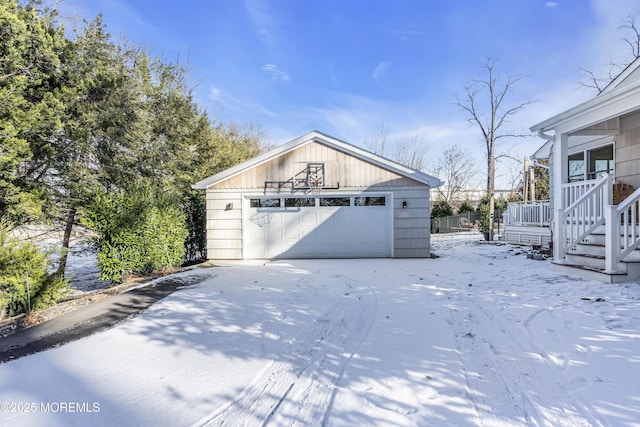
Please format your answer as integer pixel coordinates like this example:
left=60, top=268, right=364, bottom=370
left=0, top=276, right=205, bottom=363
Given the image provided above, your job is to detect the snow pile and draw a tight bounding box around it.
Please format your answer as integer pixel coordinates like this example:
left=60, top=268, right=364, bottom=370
left=0, top=233, right=638, bottom=426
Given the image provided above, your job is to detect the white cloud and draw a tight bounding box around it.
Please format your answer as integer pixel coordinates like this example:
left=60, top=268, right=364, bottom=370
left=209, top=85, right=222, bottom=101
left=372, top=62, right=390, bottom=91
left=206, top=84, right=278, bottom=119
left=545, top=2, right=558, bottom=7
left=391, top=29, right=423, bottom=42
left=244, top=0, right=277, bottom=47
left=262, top=64, right=290, bottom=81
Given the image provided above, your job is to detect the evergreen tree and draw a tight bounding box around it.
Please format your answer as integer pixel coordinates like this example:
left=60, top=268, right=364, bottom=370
left=431, top=200, right=454, bottom=218
left=458, top=200, right=475, bottom=214
left=0, top=0, right=67, bottom=227
left=1, top=2, right=268, bottom=283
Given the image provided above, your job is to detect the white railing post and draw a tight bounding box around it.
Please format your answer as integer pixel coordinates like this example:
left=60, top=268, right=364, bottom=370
left=604, top=205, right=618, bottom=273
left=518, top=203, right=523, bottom=225
left=539, top=202, right=544, bottom=226
left=616, top=188, right=640, bottom=261
left=554, top=208, right=564, bottom=260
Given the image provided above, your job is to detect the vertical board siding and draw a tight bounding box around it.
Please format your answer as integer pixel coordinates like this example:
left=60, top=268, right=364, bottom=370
left=211, top=141, right=419, bottom=190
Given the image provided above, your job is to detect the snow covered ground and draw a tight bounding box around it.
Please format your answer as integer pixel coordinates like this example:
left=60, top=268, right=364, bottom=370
left=1, top=233, right=639, bottom=426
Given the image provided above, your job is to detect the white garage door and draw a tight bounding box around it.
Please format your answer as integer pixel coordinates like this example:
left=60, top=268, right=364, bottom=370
left=244, top=194, right=392, bottom=258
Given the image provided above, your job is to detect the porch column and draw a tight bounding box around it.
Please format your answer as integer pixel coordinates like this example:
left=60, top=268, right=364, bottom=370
left=552, top=131, right=568, bottom=260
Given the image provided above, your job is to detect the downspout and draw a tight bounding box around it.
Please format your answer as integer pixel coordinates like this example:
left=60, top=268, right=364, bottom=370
left=536, top=129, right=555, bottom=143
left=535, top=128, right=556, bottom=252
left=531, top=129, right=554, bottom=167
left=532, top=161, right=549, bottom=169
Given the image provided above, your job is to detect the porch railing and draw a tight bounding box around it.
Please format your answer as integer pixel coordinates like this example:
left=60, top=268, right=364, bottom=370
left=604, top=187, right=640, bottom=271
left=559, top=173, right=611, bottom=255
left=504, top=200, right=551, bottom=227
left=563, top=180, right=601, bottom=207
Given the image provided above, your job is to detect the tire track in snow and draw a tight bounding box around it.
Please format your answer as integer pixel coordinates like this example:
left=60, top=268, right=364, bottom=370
left=444, top=288, right=606, bottom=427
left=194, top=283, right=376, bottom=427
left=521, top=307, right=608, bottom=427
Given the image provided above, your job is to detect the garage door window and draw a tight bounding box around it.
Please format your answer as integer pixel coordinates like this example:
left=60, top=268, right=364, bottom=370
left=285, top=197, right=316, bottom=207
left=319, top=197, right=350, bottom=207
left=354, top=196, right=386, bottom=206
left=250, top=198, right=281, bottom=208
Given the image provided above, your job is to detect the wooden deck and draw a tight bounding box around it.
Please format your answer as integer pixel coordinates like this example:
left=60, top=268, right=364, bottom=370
left=503, top=200, right=551, bottom=247
left=503, top=224, right=551, bottom=247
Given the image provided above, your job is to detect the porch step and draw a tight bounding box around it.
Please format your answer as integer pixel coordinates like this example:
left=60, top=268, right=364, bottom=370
left=574, top=241, right=640, bottom=258
left=561, top=249, right=640, bottom=282
left=551, top=260, right=630, bottom=284
left=582, top=229, right=640, bottom=246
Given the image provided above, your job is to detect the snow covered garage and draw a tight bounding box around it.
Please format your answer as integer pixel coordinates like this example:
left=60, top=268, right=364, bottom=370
left=193, top=131, right=442, bottom=259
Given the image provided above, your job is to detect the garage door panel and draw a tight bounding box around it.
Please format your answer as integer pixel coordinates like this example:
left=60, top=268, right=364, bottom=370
left=349, top=228, right=374, bottom=240
left=367, top=210, right=388, bottom=222
left=320, top=209, right=349, bottom=224
left=299, top=212, right=318, bottom=225
left=245, top=195, right=391, bottom=258
left=284, top=228, right=300, bottom=241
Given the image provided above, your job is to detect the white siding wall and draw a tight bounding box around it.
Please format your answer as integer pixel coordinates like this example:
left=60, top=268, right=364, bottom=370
left=617, top=111, right=640, bottom=189
left=390, top=188, right=431, bottom=257
left=205, top=191, right=243, bottom=259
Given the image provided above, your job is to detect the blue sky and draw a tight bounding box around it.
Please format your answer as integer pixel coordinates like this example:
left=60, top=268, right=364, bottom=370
left=61, top=0, right=639, bottom=188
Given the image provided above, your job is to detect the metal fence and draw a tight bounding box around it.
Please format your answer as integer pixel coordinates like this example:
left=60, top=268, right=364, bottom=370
left=431, top=211, right=481, bottom=234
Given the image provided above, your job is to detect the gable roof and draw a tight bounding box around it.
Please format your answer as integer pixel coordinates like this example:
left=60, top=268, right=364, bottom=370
left=530, top=56, right=640, bottom=134
left=193, top=130, right=443, bottom=190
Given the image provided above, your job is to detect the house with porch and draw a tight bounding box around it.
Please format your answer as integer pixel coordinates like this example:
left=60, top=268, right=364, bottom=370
left=523, top=56, right=640, bottom=283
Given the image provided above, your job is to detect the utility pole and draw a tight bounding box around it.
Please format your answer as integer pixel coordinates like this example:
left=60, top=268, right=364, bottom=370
left=523, top=157, right=529, bottom=202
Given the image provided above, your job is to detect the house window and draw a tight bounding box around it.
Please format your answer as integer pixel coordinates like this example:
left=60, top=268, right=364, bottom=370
left=588, top=144, right=614, bottom=180
left=567, top=144, right=614, bottom=182
left=250, top=198, right=281, bottom=208
left=568, top=152, right=585, bottom=182
left=354, top=196, right=386, bottom=206
left=285, top=197, right=316, bottom=207
left=319, top=197, right=350, bottom=207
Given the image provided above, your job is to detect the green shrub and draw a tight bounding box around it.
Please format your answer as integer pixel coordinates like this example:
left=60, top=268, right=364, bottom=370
left=82, top=182, right=189, bottom=282
left=478, top=203, right=491, bottom=233
left=0, top=227, right=68, bottom=317
left=431, top=200, right=454, bottom=218
left=458, top=200, right=475, bottom=214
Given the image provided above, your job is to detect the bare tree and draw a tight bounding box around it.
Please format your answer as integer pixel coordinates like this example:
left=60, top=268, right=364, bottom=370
left=503, top=156, right=524, bottom=199
left=364, top=121, right=429, bottom=170
left=392, top=131, right=430, bottom=170
left=580, top=13, right=640, bottom=93
left=457, top=57, right=533, bottom=240
left=364, top=120, right=387, bottom=156
left=430, top=144, right=476, bottom=204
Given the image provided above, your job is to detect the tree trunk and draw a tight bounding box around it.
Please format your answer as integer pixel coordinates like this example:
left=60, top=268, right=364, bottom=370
left=487, top=153, right=495, bottom=241
left=57, top=208, right=76, bottom=278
